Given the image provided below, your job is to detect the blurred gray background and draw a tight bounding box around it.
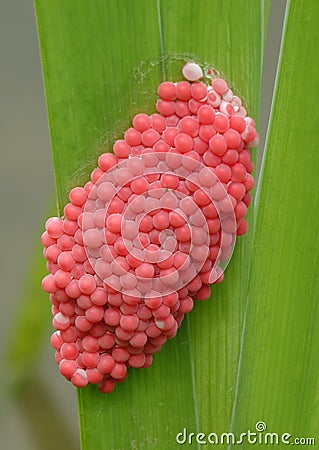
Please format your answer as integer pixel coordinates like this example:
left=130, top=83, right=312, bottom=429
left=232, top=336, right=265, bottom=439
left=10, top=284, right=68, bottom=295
left=0, top=1, right=286, bottom=449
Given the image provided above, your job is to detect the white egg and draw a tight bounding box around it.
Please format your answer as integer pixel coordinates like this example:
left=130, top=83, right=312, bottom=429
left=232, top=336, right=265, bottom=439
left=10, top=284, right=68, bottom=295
left=182, top=62, right=203, bottom=81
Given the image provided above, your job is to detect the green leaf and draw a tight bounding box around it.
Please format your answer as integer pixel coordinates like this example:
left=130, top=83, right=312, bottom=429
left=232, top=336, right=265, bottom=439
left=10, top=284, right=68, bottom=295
left=159, top=1, right=268, bottom=438
left=35, top=0, right=163, bottom=213
left=230, top=0, right=319, bottom=443
left=5, top=202, right=54, bottom=382
left=34, top=1, right=269, bottom=448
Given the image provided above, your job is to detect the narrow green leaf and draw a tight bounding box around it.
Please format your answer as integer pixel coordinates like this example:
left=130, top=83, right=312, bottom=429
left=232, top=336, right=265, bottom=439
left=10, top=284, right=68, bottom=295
left=6, top=204, right=54, bottom=381
left=230, top=0, right=319, bottom=444
left=35, top=1, right=269, bottom=448
left=18, top=378, right=78, bottom=450
left=159, top=1, right=269, bottom=438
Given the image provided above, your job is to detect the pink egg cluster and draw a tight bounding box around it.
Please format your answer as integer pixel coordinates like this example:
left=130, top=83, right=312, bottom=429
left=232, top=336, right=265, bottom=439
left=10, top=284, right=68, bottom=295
left=41, top=63, right=258, bottom=393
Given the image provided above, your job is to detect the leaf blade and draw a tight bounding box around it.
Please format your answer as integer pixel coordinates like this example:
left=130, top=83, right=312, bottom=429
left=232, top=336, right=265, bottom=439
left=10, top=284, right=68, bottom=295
left=230, top=0, right=319, bottom=441
left=160, top=0, right=270, bottom=436
left=35, top=1, right=269, bottom=448
left=35, top=0, right=163, bottom=211
left=5, top=202, right=55, bottom=381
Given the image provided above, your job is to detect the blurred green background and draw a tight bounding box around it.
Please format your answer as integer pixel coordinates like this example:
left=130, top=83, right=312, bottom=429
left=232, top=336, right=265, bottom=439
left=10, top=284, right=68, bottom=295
left=0, top=1, right=286, bottom=449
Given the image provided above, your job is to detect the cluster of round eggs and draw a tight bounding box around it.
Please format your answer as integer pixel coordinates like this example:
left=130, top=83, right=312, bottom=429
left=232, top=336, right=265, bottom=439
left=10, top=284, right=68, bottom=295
left=41, top=63, right=258, bottom=393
